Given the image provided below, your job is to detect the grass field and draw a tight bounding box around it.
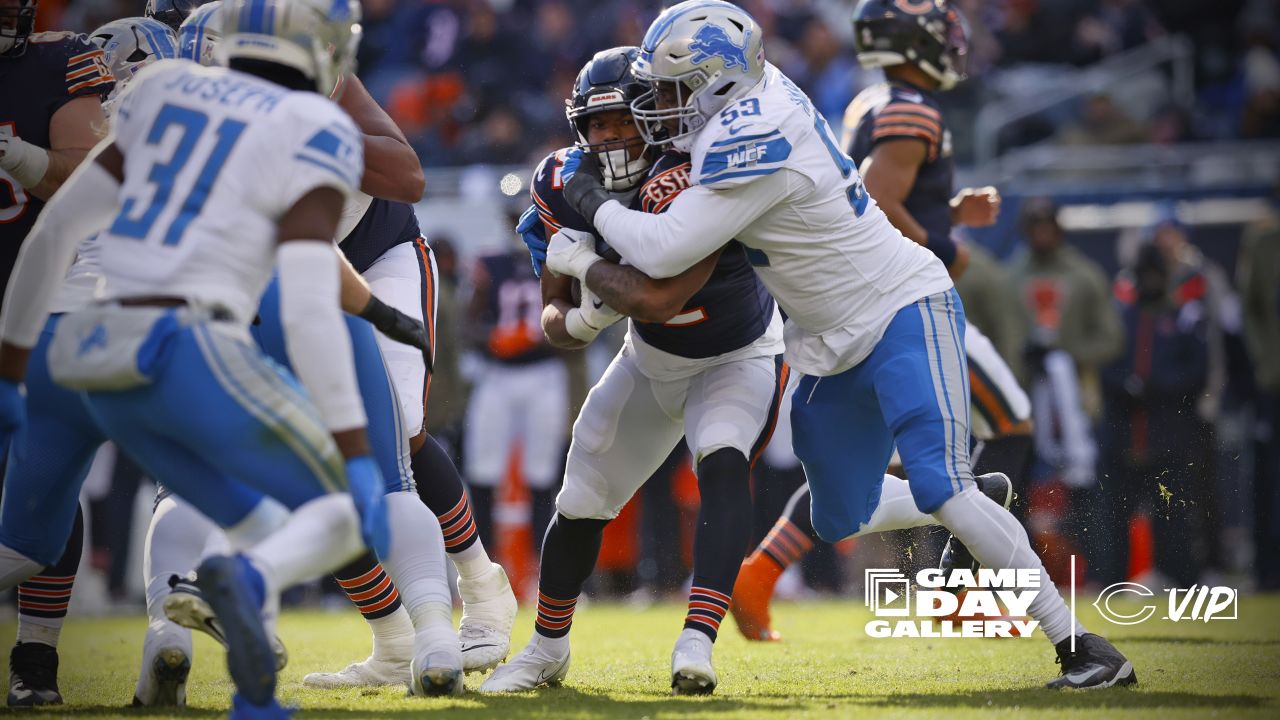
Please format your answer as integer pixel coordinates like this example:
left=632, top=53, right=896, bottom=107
left=2, top=594, right=1278, bottom=719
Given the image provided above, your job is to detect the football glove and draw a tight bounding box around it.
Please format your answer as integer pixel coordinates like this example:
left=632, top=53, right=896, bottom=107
left=546, top=227, right=602, bottom=281
left=564, top=285, right=623, bottom=344
left=563, top=151, right=611, bottom=225
left=516, top=204, right=548, bottom=277
left=358, top=296, right=433, bottom=374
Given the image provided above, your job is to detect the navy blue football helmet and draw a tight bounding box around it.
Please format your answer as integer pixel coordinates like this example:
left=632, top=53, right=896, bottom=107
left=852, top=0, right=969, bottom=90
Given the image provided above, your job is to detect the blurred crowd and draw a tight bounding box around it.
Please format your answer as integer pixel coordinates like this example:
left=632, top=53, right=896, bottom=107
left=36, top=0, right=1280, bottom=167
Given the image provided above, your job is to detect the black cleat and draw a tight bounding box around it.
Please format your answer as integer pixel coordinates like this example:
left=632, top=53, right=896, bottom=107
left=1047, top=633, right=1137, bottom=689
left=939, top=472, right=1014, bottom=580
left=8, top=642, right=63, bottom=707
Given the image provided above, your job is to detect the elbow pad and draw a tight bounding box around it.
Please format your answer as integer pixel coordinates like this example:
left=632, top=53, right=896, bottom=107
left=278, top=241, right=367, bottom=432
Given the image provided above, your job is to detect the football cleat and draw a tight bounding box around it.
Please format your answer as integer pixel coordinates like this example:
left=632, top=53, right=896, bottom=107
left=7, top=642, right=62, bottom=707
left=1047, top=634, right=1138, bottom=689
left=939, top=472, right=1014, bottom=580
left=729, top=553, right=783, bottom=642
left=457, top=563, right=518, bottom=673
left=670, top=628, right=717, bottom=696
left=409, top=624, right=464, bottom=696
left=165, top=573, right=288, bottom=670
left=303, top=657, right=409, bottom=689
left=132, top=646, right=190, bottom=707
left=477, top=640, right=570, bottom=693
left=193, top=555, right=277, bottom=706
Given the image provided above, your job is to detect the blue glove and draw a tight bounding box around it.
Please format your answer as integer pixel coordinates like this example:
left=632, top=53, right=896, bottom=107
left=345, top=456, right=390, bottom=559
left=559, top=146, right=584, bottom=183
left=516, top=204, right=548, bottom=277
left=0, top=380, right=24, bottom=464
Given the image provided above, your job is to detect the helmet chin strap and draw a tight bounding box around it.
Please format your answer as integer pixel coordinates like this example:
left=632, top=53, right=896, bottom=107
left=600, top=147, right=651, bottom=192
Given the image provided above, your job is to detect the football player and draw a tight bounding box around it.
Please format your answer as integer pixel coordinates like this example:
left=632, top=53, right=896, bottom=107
left=730, top=0, right=1035, bottom=643
left=0, top=0, right=114, bottom=705
left=0, top=0, right=391, bottom=713
left=548, top=0, right=1135, bottom=690
left=479, top=45, right=789, bottom=696
left=153, top=1, right=515, bottom=693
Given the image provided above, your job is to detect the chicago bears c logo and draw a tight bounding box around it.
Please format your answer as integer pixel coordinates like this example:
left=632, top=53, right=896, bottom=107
left=688, top=23, right=749, bottom=70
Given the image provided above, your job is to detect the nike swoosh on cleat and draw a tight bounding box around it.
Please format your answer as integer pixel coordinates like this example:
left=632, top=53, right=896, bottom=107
left=462, top=644, right=500, bottom=651
left=1062, top=666, right=1106, bottom=685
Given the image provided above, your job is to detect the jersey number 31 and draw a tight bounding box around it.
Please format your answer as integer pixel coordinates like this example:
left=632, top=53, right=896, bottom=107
left=110, top=103, right=246, bottom=246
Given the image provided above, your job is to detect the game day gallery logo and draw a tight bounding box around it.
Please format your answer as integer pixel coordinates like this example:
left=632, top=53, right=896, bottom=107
left=863, top=568, right=1041, bottom=638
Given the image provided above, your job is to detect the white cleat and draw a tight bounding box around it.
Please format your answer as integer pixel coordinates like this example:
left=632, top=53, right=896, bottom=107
left=302, top=656, right=410, bottom=689
left=457, top=563, right=518, bottom=674
left=671, top=629, right=717, bottom=695
left=163, top=575, right=288, bottom=671
left=478, top=639, right=570, bottom=693
left=409, top=624, right=464, bottom=696
left=131, top=646, right=190, bottom=707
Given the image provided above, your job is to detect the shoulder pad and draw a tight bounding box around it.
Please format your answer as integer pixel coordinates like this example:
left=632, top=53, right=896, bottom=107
left=287, top=96, right=364, bottom=190
left=635, top=151, right=693, bottom=214
left=694, top=118, right=792, bottom=189
left=530, top=147, right=591, bottom=233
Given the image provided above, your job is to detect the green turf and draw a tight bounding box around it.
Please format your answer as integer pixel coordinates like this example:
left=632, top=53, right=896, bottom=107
left=2, top=594, right=1278, bottom=718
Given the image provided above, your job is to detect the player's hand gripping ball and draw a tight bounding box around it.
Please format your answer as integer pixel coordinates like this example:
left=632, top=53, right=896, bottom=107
left=546, top=227, right=603, bottom=281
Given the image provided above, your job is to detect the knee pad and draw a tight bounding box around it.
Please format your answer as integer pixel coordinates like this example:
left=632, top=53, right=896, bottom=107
left=554, top=459, right=615, bottom=521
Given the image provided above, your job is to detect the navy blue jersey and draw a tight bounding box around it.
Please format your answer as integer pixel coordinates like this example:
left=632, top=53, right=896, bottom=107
left=339, top=197, right=422, bottom=273
left=0, top=32, right=114, bottom=308
left=474, top=251, right=553, bottom=365
left=531, top=148, right=774, bottom=360
left=843, top=81, right=953, bottom=261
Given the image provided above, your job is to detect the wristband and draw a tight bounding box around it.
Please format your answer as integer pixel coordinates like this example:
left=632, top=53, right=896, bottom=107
left=564, top=307, right=602, bottom=343
left=0, top=138, right=50, bottom=189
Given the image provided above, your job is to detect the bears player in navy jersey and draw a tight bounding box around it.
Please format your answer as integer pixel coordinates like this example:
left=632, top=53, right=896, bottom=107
left=480, top=46, right=788, bottom=696
left=0, top=0, right=115, bottom=705
left=460, top=232, right=568, bottom=559
left=730, top=0, right=1036, bottom=645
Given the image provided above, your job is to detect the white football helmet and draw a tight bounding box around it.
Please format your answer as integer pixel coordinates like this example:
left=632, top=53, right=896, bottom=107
left=91, top=17, right=179, bottom=89
left=177, top=0, right=222, bottom=66
left=630, top=0, right=766, bottom=151
left=217, top=0, right=361, bottom=95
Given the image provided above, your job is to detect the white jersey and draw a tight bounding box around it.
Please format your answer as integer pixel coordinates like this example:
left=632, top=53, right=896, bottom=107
left=593, top=63, right=953, bottom=376
left=94, top=60, right=363, bottom=325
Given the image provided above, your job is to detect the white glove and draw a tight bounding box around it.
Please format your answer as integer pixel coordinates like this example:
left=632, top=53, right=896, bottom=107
left=546, top=227, right=603, bottom=281
left=0, top=135, right=50, bottom=189
left=564, top=285, right=623, bottom=343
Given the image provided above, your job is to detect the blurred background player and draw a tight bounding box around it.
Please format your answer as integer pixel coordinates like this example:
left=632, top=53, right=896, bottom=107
left=730, top=0, right=1033, bottom=643
left=461, top=228, right=569, bottom=558
left=0, top=0, right=114, bottom=705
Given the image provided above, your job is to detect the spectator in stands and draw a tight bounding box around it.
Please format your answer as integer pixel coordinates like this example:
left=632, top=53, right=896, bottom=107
left=1240, top=15, right=1280, bottom=138
left=1238, top=185, right=1280, bottom=590
left=1009, top=199, right=1122, bottom=496
left=1057, top=93, right=1148, bottom=145
left=1098, top=243, right=1209, bottom=587
left=953, top=240, right=1030, bottom=376
left=1070, top=0, right=1165, bottom=66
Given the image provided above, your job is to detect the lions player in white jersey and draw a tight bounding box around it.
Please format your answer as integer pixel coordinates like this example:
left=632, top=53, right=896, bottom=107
left=0, top=0, right=391, bottom=713
left=547, top=0, right=1135, bottom=690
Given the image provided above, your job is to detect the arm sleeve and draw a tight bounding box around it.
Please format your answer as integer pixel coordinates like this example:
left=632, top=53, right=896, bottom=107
left=593, top=168, right=792, bottom=278
left=0, top=157, right=119, bottom=347
left=278, top=241, right=367, bottom=432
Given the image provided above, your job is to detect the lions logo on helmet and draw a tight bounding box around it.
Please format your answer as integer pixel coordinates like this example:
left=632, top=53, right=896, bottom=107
left=630, top=0, right=766, bottom=152
left=687, top=23, right=750, bottom=72
left=177, top=0, right=222, bottom=66
left=90, top=16, right=179, bottom=89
